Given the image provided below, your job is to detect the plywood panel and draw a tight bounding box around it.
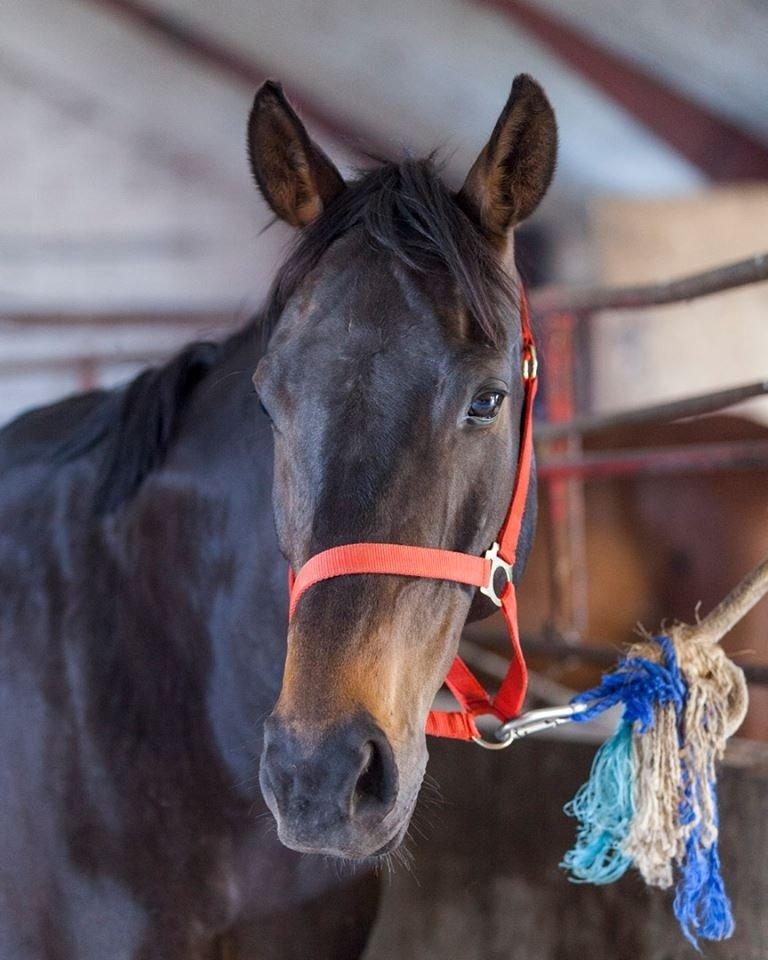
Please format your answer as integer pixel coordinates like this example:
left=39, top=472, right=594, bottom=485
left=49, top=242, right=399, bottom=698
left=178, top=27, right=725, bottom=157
left=591, top=187, right=768, bottom=424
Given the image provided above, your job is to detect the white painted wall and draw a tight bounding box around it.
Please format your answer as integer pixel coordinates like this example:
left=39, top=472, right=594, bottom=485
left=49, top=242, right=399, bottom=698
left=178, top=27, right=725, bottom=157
left=1, top=0, right=290, bottom=313
left=150, top=0, right=703, bottom=198
left=529, top=0, right=768, bottom=142
left=1, top=0, right=761, bottom=426
left=591, top=187, right=768, bottom=425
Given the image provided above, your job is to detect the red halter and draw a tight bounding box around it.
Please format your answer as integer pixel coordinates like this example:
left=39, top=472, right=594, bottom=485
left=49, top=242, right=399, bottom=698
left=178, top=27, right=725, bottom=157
left=287, top=290, right=538, bottom=742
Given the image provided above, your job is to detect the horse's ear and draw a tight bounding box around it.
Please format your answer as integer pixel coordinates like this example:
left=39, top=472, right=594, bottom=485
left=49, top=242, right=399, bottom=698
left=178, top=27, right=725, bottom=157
left=457, top=75, right=557, bottom=247
left=248, top=81, right=345, bottom=228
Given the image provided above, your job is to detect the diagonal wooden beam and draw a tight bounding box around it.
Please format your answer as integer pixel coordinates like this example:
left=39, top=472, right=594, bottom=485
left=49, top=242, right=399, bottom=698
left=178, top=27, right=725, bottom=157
left=84, top=0, right=386, bottom=158
left=475, top=0, right=768, bottom=180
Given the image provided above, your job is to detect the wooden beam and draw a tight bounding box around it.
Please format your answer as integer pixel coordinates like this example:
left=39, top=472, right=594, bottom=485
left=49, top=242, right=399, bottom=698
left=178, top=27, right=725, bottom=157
left=475, top=0, right=768, bottom=180
left=85, top=0, right=384, bottom=157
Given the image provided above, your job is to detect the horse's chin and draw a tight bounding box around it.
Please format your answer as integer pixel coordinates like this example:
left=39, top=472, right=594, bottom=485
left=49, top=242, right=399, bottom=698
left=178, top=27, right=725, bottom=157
left=273, top=802, right=415, bottom=861
left=366, top=817, right=412, bottom=859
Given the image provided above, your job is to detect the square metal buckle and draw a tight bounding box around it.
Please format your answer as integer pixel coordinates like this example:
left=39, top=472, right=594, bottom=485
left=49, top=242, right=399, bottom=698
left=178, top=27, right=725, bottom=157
left=522, top=344, right=538, bottom=380
left=479, top=542, right=513, bottom=607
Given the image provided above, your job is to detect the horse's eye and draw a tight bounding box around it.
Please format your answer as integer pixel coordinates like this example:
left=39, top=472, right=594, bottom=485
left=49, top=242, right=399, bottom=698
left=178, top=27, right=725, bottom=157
left=467, top=390, right=504, bottom=423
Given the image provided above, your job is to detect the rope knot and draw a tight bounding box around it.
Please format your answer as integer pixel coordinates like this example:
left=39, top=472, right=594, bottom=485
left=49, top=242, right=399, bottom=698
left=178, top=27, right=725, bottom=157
left=562, top=627, right=747, bottom=946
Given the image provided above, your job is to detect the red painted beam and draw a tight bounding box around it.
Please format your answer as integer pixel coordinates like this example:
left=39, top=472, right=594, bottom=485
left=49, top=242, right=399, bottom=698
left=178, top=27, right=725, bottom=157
left=86, top=0, right=387, bottom=158
left=538, top=440, right=768, bottom=480
left=476, top=0, right=768, bottom=180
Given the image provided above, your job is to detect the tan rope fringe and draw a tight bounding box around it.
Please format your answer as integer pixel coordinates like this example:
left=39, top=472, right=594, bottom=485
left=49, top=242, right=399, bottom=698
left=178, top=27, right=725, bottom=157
left=621, top=555, right=766, bottom=888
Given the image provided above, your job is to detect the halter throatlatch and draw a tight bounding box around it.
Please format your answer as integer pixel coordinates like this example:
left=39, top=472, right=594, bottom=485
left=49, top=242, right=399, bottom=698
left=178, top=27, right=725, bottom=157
left=287, top=290, right=538, bottom=745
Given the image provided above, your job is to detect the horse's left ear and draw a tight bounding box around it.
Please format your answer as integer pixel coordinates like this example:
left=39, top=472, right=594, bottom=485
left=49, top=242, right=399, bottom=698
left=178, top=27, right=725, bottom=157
left=248, top=80, right=346, bottom=228
left=458, top=75, right=557, bottom=247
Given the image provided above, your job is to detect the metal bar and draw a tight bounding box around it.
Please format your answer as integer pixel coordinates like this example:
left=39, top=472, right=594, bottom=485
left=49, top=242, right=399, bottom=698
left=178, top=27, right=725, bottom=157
left=538, top=439, right=768, bottom=480
left=0, top=352, right=178, bottom=374
left=474, top=1, right=768, bottom=181
left=531, top=252, right=768, bottom=316
left=1, top=311, right=234, bottom=328
left=537, top=380, right=768, bottom=440
left=540, top=314, right=589, bottom=639
left=524, top=635, right=768, bottom=687
left=462, top=633, right=768, bottom=686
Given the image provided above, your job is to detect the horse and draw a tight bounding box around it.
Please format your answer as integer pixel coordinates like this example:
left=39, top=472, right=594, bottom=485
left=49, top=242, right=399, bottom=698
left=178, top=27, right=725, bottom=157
left=0, top=76, right=557, bottom=959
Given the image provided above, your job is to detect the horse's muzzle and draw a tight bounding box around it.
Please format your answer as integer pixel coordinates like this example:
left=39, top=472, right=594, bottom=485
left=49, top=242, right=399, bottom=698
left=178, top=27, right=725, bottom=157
left=259, top=712, right=400, bottom=858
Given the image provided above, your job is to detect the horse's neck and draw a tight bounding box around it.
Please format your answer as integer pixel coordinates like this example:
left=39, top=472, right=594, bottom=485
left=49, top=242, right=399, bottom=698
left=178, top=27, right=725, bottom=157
left=124, top=328, right=286, bottom=784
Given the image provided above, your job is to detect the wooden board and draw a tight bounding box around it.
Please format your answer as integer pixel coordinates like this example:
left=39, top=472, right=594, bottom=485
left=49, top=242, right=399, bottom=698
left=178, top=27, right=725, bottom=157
left=591, top=187, right=768, bottom=426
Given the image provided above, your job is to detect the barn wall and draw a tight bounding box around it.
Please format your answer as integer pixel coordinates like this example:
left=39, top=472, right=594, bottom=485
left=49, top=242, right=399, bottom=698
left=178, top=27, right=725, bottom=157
left=591, top=186, right=768, bottom=425
left=529, top=0, right=768, bottom=142
left=365, top=735, right=768, bottom=960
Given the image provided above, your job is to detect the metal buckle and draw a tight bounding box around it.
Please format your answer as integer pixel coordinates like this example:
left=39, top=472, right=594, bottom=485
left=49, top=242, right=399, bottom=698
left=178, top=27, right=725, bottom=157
left=472, top=702, right=588, bottom=750
left=479, top=542, right=513, bottom=607
left=522, top=344, right=538, bottom=380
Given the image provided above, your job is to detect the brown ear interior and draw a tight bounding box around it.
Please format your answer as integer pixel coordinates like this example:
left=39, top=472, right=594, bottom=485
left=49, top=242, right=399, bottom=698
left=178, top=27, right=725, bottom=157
left=248, top=81, right=345, bottom=228
left=458, top=74, right=557, bottom=246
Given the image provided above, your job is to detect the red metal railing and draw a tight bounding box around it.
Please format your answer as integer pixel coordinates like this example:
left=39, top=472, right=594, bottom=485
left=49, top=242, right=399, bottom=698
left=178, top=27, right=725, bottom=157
left=529, top=251, right=768, bottom=668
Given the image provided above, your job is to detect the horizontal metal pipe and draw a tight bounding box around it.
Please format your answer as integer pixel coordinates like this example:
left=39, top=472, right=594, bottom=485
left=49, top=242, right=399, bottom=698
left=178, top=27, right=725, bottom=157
left=462, top=632, right=768, bottom=686
left=0, top=353, right=174, bottom=374
left=531, top=252, right=768, bottom=316
left=1, top=311, right=234, bottom=328
left=537, top=380, right=768, bottom=440
left=538, top=439, right=768, bottom=480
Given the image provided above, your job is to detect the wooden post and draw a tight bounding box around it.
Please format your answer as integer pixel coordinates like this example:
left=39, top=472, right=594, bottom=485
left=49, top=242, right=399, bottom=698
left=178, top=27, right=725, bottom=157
left=540, top=313, right=589, bottom=640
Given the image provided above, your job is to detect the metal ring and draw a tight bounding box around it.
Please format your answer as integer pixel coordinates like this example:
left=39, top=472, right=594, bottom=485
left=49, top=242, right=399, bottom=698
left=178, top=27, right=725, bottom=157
left=470, top=713, right=517, bottom=750
left=472, top=731, right=516, bottom=750
left=472, top=702, right=590, bottom=749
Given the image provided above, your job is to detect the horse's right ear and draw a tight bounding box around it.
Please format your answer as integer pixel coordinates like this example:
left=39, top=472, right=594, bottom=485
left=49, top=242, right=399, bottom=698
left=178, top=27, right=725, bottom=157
left=248, top=81, right=346, bottom=228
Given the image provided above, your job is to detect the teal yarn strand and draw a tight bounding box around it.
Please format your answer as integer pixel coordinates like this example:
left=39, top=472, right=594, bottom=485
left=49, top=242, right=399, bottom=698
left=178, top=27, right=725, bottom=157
left=560, top=637, right=737, bottom=945
left=561, top=718, right=635, bottom=884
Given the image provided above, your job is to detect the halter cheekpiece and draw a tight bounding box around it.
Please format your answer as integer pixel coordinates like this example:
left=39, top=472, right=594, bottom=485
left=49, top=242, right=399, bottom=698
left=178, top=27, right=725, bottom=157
left=287, top=288, right=538, bottom=745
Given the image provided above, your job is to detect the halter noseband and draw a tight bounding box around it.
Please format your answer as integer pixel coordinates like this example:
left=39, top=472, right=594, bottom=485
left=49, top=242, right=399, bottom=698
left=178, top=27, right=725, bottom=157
left=287, top=290, right=538, bottom=745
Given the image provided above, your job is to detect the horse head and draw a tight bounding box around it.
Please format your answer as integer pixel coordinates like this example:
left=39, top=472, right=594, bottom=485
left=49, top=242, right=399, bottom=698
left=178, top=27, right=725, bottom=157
left=252, top=78, right=557, bottom=858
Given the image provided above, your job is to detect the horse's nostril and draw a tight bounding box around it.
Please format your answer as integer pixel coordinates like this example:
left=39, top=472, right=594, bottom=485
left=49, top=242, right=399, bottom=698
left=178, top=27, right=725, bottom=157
left=261, top=714, right=399, bottom=849
left=353, top=737, right=396, bottom=813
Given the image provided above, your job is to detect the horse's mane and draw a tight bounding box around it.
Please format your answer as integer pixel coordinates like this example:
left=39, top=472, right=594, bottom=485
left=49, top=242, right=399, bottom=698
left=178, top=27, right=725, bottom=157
left=263, top=156, right=516, bottom=346
left=0, top=340, right=224, bottom=512
left=0, top=157, right=515, bottom=513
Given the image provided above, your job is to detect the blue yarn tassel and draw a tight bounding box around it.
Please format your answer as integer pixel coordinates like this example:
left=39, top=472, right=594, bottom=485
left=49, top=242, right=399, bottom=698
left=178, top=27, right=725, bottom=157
left=571, top=635, right=686, bottom=730
left=674, top=817, right=734, bottom=947
left=674, top=763, right=734, bottom=945
left=562, top=643, right=684, bottom=886
left=561, top=718, right=634, bottom=884
left=561, top=636, right=734, bottom=947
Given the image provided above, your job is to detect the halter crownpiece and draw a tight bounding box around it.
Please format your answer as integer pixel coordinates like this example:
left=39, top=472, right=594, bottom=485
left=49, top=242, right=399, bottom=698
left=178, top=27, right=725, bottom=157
left=287, top=287, right=538, bottom=745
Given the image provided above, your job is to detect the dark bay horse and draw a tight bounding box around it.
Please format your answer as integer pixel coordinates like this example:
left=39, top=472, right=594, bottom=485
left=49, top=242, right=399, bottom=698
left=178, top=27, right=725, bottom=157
left=0, top=76, right=556, bottom=959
